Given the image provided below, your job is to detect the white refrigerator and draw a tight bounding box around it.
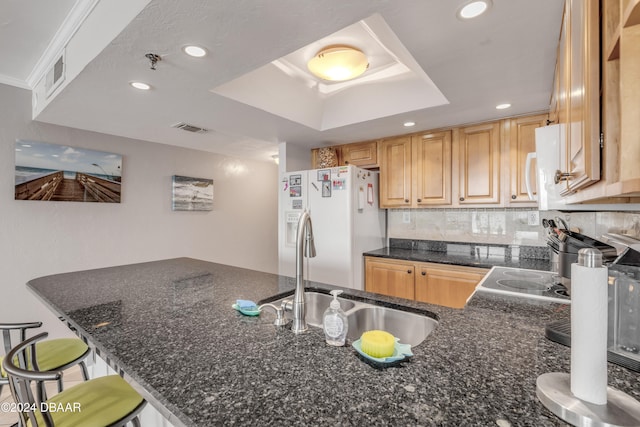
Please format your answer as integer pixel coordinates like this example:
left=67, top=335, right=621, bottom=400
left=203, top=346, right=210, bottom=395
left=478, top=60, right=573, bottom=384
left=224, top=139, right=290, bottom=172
left=278, top=165, right=385, bottom=290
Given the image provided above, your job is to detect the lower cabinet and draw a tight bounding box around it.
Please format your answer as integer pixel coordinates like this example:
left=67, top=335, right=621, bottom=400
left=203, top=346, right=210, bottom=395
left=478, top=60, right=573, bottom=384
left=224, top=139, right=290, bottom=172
left=365, top=257, right=488, bottom=308
left=365, top=257, right=415, bottom=299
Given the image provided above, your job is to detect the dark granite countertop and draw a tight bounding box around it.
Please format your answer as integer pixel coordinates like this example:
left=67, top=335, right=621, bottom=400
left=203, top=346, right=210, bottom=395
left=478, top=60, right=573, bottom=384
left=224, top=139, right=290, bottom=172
left=365, top=239, right=553, bottom=271
left=27, top=258, right=638, bottom=426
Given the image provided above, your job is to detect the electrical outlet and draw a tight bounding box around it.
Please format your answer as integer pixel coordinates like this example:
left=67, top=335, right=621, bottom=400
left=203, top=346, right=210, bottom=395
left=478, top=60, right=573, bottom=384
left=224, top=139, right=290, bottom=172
left=402, top=212, right=411, bottom=224
left=528, top=211, right=540, bottom=226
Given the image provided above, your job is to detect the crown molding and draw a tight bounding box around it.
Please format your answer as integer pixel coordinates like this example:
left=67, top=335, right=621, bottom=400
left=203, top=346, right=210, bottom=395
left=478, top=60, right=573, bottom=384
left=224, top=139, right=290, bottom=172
left=26, top=0, right=101, bottom=89
left=0, top=74, right=31, bottom=90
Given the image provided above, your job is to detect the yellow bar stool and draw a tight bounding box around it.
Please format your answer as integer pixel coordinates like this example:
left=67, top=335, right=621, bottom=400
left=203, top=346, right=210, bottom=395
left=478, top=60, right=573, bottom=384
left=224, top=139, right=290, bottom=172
left=1, top=322, right=90, bottom=402
left=3, top=332, right=146, bottom=427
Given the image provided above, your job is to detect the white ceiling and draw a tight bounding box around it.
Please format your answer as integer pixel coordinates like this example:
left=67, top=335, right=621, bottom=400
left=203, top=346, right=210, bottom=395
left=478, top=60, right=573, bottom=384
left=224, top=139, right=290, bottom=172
left=1, top=0, right=564, bottom=163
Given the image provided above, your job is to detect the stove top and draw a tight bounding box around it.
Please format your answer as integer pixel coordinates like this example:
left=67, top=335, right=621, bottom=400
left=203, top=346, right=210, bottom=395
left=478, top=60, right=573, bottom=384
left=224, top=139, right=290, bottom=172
left=475, top=266, right=570, bottom=304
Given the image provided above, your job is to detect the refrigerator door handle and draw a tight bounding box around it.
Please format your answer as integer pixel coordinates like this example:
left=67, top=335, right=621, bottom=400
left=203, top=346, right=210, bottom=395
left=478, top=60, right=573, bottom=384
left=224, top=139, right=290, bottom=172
left=525, top=152, right=538, bottom=201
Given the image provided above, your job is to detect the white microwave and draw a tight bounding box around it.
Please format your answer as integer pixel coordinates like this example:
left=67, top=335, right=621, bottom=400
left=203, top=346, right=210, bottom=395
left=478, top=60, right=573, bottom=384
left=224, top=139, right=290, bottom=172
left=526, top=124, right=640, bottom=211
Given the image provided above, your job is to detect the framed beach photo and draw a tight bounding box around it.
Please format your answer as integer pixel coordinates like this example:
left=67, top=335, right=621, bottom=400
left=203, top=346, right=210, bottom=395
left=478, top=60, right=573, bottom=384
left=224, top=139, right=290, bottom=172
left=172, top=175, right=214, bottom=211
left=14, top=140, right=122, bottom=203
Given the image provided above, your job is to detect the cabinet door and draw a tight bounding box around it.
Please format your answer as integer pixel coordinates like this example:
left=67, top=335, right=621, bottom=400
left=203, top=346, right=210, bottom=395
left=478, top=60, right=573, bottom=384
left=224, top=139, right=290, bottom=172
left=341, top=141, right=378, bottom=168
left=458, top=122, right=501, bottom=205
left=365, top=258, right=415, bottom=300
left=379, top=137, right=412, bottom=208
left=507, top=115, right=547, bottom=205
left=415, top=265, right=486, bottom=309
left=413, top=131, right=452, bottom=206
left=561, top=0, right=600, bottom=194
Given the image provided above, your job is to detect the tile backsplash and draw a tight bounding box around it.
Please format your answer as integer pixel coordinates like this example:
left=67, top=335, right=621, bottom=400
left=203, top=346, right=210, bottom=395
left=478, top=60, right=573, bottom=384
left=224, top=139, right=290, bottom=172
left=387, top=208, right=640, bottom=247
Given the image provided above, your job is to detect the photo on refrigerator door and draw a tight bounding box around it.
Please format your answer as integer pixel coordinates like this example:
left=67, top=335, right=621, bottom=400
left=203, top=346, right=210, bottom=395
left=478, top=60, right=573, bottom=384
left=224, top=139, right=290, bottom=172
left=14, top=140, right=122, bottom=203
left=317, top=169, right=330, bottom=181
left=322, top=180, right=331, bottom=197
left=172, top=175, right=214, bottom=211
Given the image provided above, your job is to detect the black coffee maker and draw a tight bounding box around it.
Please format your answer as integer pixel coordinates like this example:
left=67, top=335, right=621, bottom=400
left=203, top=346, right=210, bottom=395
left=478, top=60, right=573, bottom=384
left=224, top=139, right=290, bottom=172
left=556, top=230, right=618, bottom=293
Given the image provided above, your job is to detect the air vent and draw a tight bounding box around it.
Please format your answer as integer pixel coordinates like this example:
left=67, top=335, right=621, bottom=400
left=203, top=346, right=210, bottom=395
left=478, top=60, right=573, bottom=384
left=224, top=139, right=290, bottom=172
left=171, top=122, right=209, bottom=134
left=45, top=51, right=65, bottom=98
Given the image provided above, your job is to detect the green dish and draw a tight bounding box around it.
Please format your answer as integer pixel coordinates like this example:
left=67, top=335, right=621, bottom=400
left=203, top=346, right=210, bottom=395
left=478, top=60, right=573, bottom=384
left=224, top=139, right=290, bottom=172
left=352, top=337, right=412, bottom=364
left=232, top=303, right=261, bottom=316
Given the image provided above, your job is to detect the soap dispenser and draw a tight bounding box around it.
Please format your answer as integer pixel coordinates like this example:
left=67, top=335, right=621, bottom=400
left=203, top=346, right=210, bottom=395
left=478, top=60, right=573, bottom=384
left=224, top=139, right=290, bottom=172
left=323, top=290, right=348, bottom=346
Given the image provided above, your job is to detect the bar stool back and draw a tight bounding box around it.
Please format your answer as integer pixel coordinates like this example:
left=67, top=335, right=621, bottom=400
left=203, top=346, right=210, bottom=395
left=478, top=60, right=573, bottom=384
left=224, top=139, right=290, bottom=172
left=1, top=322, right=90, bottom=402
left=3, top=332, right=146, bottom=427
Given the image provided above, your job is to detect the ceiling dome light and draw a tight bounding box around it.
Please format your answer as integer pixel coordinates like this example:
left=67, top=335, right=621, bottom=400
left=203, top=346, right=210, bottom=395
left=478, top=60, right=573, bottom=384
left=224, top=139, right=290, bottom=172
left=458, top=0, right=491, bottom=19
left=307, top=45, right=369, bottom=82
left=183, top=45, right=207, bottom=58
left=403, top=121, right=416, bottom=127
left=496, top=103, right=511, bottom=110
left=130, top=81, right=151, bottom=90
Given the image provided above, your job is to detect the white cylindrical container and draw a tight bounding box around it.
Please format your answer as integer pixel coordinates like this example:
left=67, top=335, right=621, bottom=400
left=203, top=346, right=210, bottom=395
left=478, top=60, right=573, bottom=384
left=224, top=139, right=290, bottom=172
left=570, top=248, right=609, bottom=405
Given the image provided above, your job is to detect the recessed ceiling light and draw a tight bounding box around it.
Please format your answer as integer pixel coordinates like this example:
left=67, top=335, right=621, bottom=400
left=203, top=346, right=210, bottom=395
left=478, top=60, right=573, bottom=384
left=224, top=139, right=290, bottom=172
left=183, top=45, right=207, bottom=58
left=403, top=121, right=416, bottom=127
left=130, top=81, right=151, bottom=90
left=496, top=103, right=511, bottom=110
left=307, top=45, right=369, bottom=82
left=458, top=0, right=491, bottom=19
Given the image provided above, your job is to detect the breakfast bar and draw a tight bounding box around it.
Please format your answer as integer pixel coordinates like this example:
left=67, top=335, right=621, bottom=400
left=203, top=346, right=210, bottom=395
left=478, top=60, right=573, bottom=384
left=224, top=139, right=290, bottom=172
left=27, top=258, right=639, bottom=426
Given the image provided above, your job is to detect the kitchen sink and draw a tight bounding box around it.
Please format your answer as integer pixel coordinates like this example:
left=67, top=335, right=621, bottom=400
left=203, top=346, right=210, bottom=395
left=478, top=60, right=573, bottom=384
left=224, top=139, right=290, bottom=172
left=262, top=290, right=438, bottom=347
left=346, top=306, right=437, bottom=347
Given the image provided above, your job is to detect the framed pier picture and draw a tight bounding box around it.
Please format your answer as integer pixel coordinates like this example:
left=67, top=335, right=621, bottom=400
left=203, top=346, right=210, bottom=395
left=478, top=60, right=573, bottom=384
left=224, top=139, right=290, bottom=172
left=14, top=140, right=122, bottom=203
left=171, top=175, right=214, bottom=211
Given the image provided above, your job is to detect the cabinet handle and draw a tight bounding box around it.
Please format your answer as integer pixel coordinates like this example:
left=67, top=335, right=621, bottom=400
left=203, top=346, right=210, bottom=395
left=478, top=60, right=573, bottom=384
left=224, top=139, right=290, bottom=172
left=407, top=270, right=412, bottom=274
left=345, top=161, right=349, bottom=165
left=417, top=198, right=422, bottom=202
left=554, top=170, right=573, bottom=184
left=404, top=199, right=409, bottom=203
left=459, top=197, right=465, bottom=202
left=421, top=271, right=426, bottom=276
left=511, top=194, right=516, bottom=200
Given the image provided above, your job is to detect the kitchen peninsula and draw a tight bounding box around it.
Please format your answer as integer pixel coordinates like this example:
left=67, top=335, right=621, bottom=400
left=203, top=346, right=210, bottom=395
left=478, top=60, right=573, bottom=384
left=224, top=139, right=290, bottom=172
left=28, top=258, right=639, bottom=426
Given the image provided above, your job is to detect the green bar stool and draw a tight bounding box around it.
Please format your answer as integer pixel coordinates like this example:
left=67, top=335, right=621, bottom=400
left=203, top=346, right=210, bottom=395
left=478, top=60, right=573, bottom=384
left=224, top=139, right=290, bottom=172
left=3, top=332, right=146, bottom=427
left=1, top=322, right=90, bottom=402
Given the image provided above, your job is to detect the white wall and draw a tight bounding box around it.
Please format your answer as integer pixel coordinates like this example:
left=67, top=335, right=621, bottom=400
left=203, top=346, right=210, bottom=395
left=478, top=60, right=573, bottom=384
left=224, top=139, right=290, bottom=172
left=1, top=84, right=278, bottom=340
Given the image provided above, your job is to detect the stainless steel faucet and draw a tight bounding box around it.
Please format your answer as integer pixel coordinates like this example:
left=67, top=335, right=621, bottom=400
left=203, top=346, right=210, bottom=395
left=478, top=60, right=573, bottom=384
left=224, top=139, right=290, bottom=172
left=292, top=210, right=316, bottom=334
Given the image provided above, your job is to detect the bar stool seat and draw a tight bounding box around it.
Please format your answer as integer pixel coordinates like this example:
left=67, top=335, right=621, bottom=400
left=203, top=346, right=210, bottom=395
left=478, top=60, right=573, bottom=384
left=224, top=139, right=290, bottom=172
left=3, top=332, right=146, bottom=427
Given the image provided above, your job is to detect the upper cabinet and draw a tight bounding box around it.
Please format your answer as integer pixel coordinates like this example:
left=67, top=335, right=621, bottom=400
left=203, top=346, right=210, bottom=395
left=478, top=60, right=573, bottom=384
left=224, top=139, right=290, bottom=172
left=338, top=113, right=550, bottom=209
left=457, top=122, right=501, bottom=205
left=311, top=140, right=379, bottom=169
left=379, top=136, right=413, bottom=207
left=556, top=0, right=601, bottom=195
left=506, top=114, right=547, bottom=206
left=379, top=132, right=452, bottom=208
left=413, top=131, right=452, bottom=206
left=563, top=0, right=640, bottom=203
left=341, top=140, right=378, bottom=168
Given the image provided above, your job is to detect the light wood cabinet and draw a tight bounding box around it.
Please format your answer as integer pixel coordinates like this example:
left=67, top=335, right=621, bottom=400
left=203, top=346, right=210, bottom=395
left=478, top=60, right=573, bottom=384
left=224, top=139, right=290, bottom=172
left=341, top=140, right=378, bottom=168
left=379, top=136, right=413, bottom=207
left=554, top=0, right=601, bottom=195
left=505, top=114, right=547, bottom=206
left=311, top=140, right=379, bottom=169
left=563, top=0, right=640, bottom=204
left=314, top=113, right=557, bottom=209
left=365, top=257, right=415, bottom=300
left=365, top=256, right=487, bottom=308
left=413, top=131, right=452, bottom=206
left=457, top=122, right=501, bottom=205
left=415, top=264, right=487, bottom=309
